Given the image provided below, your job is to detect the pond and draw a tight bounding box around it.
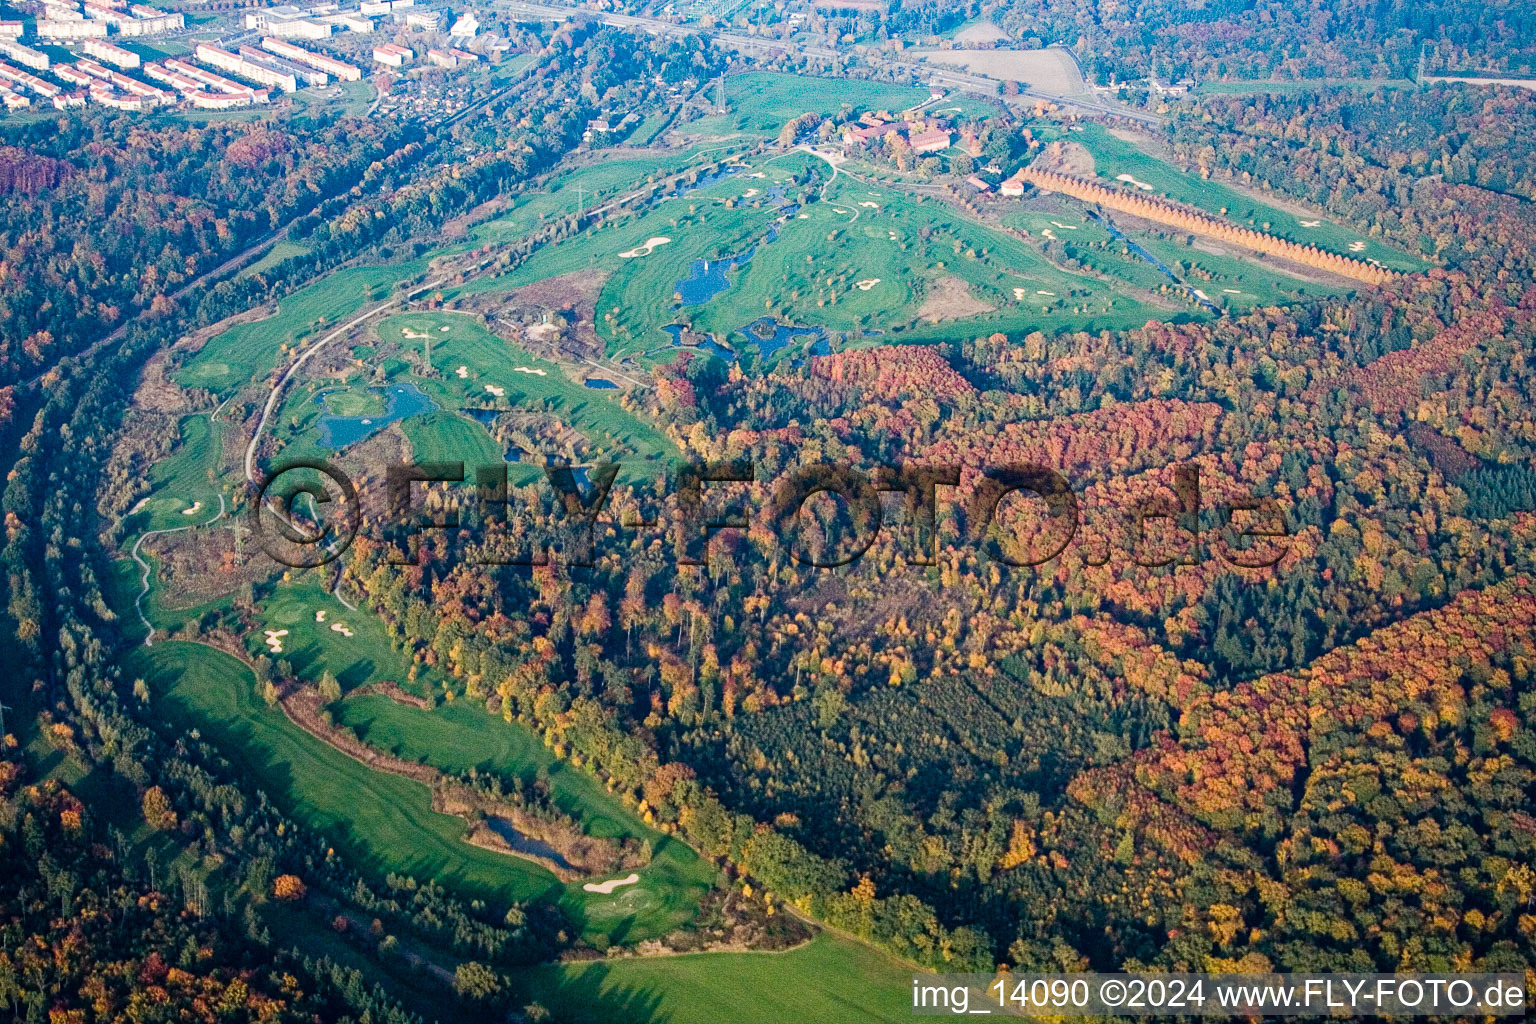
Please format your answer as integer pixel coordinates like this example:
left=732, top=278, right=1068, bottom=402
left=463, top=407, right=500, bottom=426
left=485, top=816, right=577, bottom=873
left=583, top=378, right=619, bottom=389
left=315, top=382, right=436, bottom=450
left=675, top=250, right=755, bottom=305
left=735, top=316, right=829, bottom=362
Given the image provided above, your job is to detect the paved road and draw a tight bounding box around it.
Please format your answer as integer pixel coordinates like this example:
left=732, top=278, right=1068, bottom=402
left=131, top=494, right=227, bottom=647
left=492, top=0, right=1160, bottom=125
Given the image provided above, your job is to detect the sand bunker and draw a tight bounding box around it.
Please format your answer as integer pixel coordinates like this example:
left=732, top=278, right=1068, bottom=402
left=402, top=328, right=428, bottom=340
left=856, top=278, right=881, bottom=290
left=315, top=610, right=327, bottom=622
left=887, top=231, right=898, bottom=240
left=619, top=236, right=672, bottom=259
left=1041, top=229, right=1056, bottom=239
left=1050, top=221, right=1079, bottom=230
left=1223, top=288, right=1242, bottom=294
left=455, top=365, right=469, bottom=378
left=742, top=188, right=760, bottom=198
left=1299, top=220, right=1321, bottom=227
left=1013, top=288, right=1028, bottom=300
left=330, top=622, right=355, bottom=638
left=1036, top=290, right=1056, bottom=296
left=583, top=873, right=640, bottom=895
left=484, top=384, right=506, bottom=397
left=513, top=366, right=546, bottom=376
left=799, top=214, right=811, bottom=219
left=859, top=201, right=880, bottom=209
left=1115, top=173, right=1154, bottom=190
left=181, top=502, right=202, bottom=515
left=263, top=629, right=288, bottom=653
left=1348, top=241, right=1367, bottom=252
left=439, top=325, right=450, bottom=332
left=130, top=497, right=151, bottom=514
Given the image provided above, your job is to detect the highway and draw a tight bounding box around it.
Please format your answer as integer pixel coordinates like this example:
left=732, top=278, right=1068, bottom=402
left=492, top=0, right=1161, bottom=125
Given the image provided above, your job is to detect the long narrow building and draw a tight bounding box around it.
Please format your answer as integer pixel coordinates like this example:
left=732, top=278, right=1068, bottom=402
left=0, top=60, right=60, bottom=97
left=83, top=38, right=141, bottom=68
left=260, top=36, right=361, bottom=81
left=195, top=42, right=297, bottom=93
left=239, top=44, right=325, bottom=86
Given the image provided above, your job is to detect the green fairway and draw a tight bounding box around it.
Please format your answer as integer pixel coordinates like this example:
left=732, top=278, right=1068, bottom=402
left=1193, top=78, right=1416, bottom=95
left=247, top=579, right=421, bottom=694
left=238, top=241, right=313, bottom=281
left=120, top=415, right=227, bottom=536
left=128, top=641, right=566, bottom=909
left=268, top=311, right=675, bottom=472
left=1054, top=124, right=1420, bottom=271
left=337, top=696, right=719, bottom=943
left=468, top=150, right=1171, bottom=363
left=400, top=411, right=505, bottom=467
left=507, top=932, right=914, bottom=1024
left=1003, top=209, right=1346, bottom=308
left=469, top=147, right=723, bottom=248
left=178, top=258, right=428, bottom=395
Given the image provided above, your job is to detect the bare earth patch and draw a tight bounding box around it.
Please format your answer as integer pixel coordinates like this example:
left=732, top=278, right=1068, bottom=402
left=917, top=276, right=996, bottom=322
left=910, top=48, right=1086, bottom=95
left=1031, top=140, right=1096, bottom=178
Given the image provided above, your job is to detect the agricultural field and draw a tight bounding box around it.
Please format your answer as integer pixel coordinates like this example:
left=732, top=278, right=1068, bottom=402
left=507, top=932, right=914, bottom=1024
left=910, top=47, right=1088, bottom=95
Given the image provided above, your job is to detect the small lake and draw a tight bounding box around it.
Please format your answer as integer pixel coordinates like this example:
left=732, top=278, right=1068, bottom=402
left=675, top=250, right=754, bottom=305
left=315, top=382, right=436, bottom=450
left=485, top=816, right=577, bottom=872
left=463, top=407, right=500, bottom=426
left=735, top=317, right=829, bottom=362
left=583, top=378, right=619, bottom=389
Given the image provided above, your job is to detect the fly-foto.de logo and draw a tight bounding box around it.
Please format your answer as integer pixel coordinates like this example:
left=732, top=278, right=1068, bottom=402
left=250, top=458, right=1293, bottom=572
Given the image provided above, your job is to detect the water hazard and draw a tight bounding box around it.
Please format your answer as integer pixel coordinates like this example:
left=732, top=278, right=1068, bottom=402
left=315, top=382, right=436, bottom=450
